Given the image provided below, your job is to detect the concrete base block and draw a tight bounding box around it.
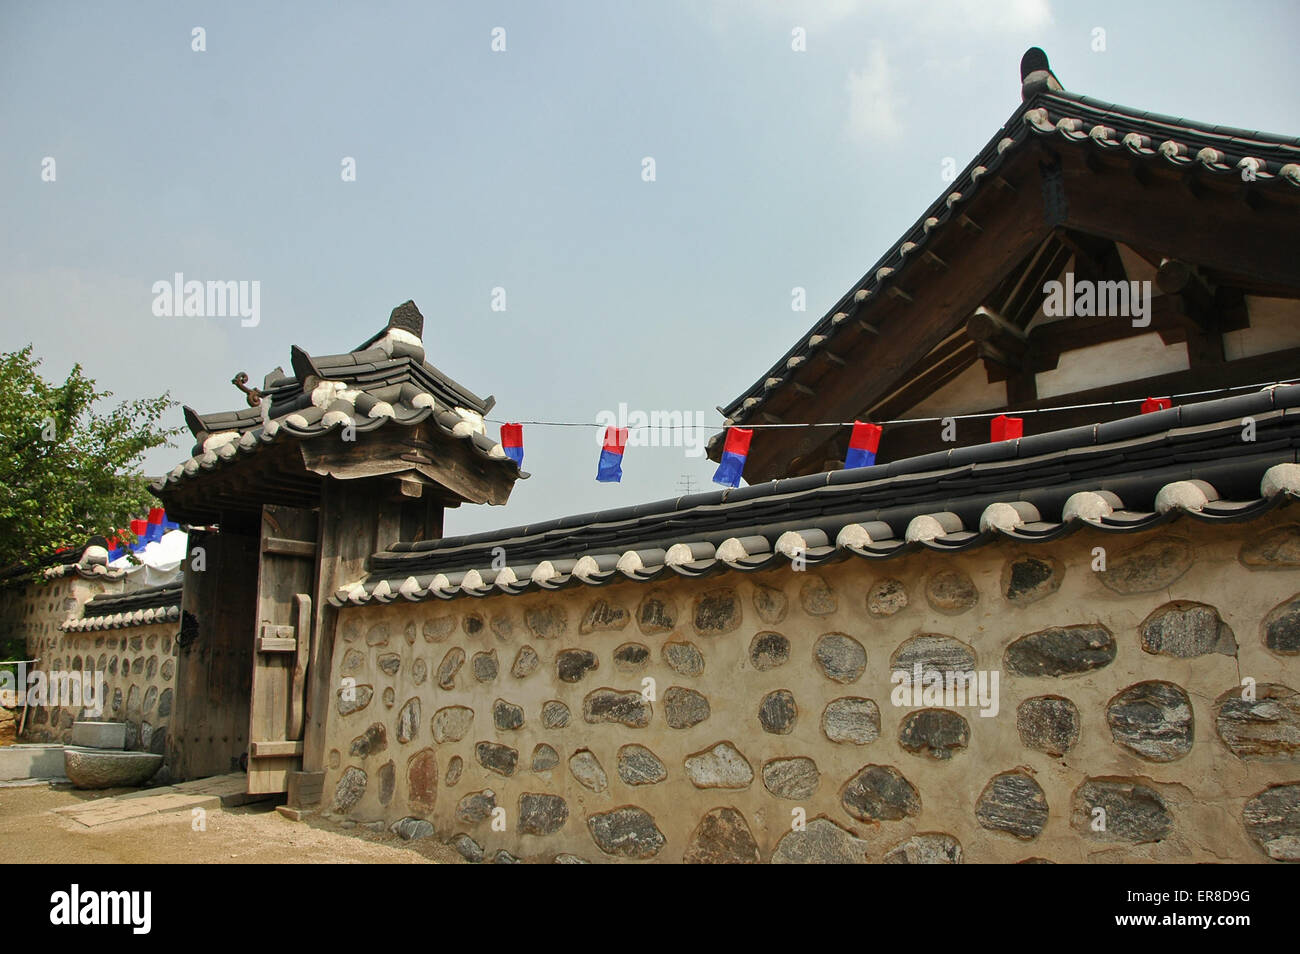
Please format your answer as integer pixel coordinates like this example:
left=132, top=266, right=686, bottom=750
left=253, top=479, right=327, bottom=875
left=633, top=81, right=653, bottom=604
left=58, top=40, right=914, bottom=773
left=0, top=743, right=66, bottom=780
left=70, top=721, right=127, bottom=750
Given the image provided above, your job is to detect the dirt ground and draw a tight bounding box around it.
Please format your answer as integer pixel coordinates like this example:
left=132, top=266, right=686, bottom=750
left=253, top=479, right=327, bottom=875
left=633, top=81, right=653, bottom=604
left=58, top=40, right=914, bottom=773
left=0, top=783, right=463, bottom=864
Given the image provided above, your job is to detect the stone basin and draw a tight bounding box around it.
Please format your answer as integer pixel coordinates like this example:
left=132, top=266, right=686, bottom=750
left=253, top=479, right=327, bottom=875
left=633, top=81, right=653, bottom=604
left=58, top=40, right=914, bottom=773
left=64, top=747, right=162, bottom=789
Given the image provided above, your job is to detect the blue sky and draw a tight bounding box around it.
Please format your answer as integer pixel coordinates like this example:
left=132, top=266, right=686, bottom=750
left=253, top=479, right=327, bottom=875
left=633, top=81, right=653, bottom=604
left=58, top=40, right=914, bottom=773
left=3, top=0, right=1298, bottom=536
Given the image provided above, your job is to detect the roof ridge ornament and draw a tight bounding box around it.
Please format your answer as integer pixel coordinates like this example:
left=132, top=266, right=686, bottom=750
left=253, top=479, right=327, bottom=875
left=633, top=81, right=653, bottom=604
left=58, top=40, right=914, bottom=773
left=388, top=300, right=425, bottom=339
left=1020, top=47, right=1063, bottom=101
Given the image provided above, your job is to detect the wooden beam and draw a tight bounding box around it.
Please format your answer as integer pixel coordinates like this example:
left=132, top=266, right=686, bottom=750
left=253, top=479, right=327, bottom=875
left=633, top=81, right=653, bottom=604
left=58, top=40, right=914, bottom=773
left=249, top=740, right=305, bottom=758
left=1062, top=151, right=1300, bottom=289
left=262, top=537, right=317, bottom=558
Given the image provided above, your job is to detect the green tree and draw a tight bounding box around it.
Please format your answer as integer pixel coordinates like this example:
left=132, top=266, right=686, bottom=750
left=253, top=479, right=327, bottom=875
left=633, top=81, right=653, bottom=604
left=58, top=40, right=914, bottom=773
left=0, top=346, right=181, bottom=574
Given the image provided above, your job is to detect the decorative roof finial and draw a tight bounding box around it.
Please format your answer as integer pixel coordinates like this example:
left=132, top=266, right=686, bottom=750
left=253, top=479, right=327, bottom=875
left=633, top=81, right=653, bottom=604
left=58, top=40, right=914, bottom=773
left=1020, top=47, right=1063, bottom=101
left=388, top=300, right=425, bottom=339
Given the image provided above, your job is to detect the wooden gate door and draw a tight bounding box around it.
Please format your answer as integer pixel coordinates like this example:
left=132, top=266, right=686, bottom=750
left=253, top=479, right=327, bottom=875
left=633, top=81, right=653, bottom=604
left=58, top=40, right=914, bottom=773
left=247, top=504, right=318, bottom=794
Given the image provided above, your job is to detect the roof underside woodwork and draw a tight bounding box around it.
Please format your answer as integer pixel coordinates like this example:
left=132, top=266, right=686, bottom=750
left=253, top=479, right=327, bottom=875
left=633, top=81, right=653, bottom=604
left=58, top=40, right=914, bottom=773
left=710, top=86, right=1300, bottom=482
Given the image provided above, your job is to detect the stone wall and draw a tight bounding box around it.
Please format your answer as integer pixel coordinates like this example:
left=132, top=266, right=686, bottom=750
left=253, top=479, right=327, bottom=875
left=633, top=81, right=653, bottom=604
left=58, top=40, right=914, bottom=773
left=3, top=574, right=177, bottom=775
left=318, top=515, right=1300, bottom=863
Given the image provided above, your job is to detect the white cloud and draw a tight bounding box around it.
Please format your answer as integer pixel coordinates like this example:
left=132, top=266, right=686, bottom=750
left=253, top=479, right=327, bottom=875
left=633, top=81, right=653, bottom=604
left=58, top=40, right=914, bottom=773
left=845, top=43, right=903, bottom=143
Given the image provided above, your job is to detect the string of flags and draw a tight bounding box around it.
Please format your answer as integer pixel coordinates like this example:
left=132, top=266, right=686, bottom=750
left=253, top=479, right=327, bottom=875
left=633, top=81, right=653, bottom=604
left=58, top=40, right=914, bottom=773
left=106, top=508, right=180, bottom=562
left=493, top=378, right=1295, bottom=487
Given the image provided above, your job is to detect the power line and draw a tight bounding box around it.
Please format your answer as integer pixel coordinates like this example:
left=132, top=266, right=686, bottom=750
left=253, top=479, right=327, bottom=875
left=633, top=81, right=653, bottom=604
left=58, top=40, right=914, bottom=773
left=484, top=377, right=1299, bottom=431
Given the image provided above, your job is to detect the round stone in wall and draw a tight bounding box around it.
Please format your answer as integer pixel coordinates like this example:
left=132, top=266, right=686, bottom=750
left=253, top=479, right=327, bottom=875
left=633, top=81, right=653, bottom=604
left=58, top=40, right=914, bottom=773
left=925, top=569, right=979, bottom=614
left=143, top=686, right=158, bottom=715
left=1240, top=524, right=1300, bottom=567
left=748, top=632, right=790, bottom=671
left=684, top=741, right=754, bottom=789
left=328, top=749, right=340, bottom=769
left=664, top=687, right=710, bottom=729
left=475, top=741, right=518, bottom=777
left=525, top=604, right=569, bottom=640
left=1139, top=601, right=1237, bottom=657
left=455, top=789, right=497, bottom=824
left=890, top=633, right=975, bottom=677
left=519, top=793, right=569, bottom=836
left=758, top=689, right=797, bottom=735
left=471, top=650, right=499, bottom=683
left=532, top=743, right=560, bottom=772
left=510, top=645, right=539, bottom=679
left=422, top=616, right=455, bottom=643
left=815, top=633, right=867, bottom=684
left=157, top=688, right=172, bottom=718
left=613, top=642, right=651, bottom=673
left=408, top=749, right=438, bottom=813
left=866, top=578, right=908, bottom=618
left=448, top=834, right=483, bottom=863
left=331, top=767, right=367, bottom=813
left=396, top=697, right=421, bottom=742
left=489, top=615, right=513, bottom=642
left=1097, top=535, right=1193, bottom=594
left=683, top=807, right=760, bottom=864
left=1106, top=681, right=1194, bottom=762
left=556, top=648, right=598, bottom=683
left=693, top=588, right=742, bottom=636
left=377, top=653, right=401, bottom=676
left=366, top=623, right=390, bottom=647
left=1214, top=684, right=1300, bottom=760
left=752, top=583, right=788, bottom=625
left=1016, top=696, right=1080, bottom=756
left=568, top=748, right=608, bottom=792
left=841, top=765, right=921, bottom=822
left=444, top=756, right=463, bottom=787
left=411, top=657, right=428, bottom=686
left=403, top=622, right=416, bottom=645
left=1004, top=625, right=1116, bottom=677
left=1262, top=593, right=1300, bottom=654
left=617, top=744, right=667, bottom=785
left=975, top=770, right=1049, bottom=840
left=884, top=833, right=963, bottom=864
left=822, top=697, right=880, bottom=745
left=1001, top=555, right=1062, bottom=605
left=663, top=641, right=705, bottom=677
left=771, top=816, right=869, bottom=864
left=587, top=806, right=665, bottom=859
left=146, top=655, right=158, bottom=680
left=799, top=575, right=837, bottom=616
left=636, top=591, right=677, bottom=635
left=492, top=699, right=524, bottom=731
left=1242, top=782, right=1300, bottom=861
left=436, top=648, right=464, bottom=690
left=1071, top=778, right=1172, bottom=843
left=762, top=756, right=820, bottom=799
left=581, top=598, right=630, bottom=634
left=349, top=722, right=387, bottom=758
left=378, top=761, right=395, bottom=806
left=462, top=614, right=484, bottom=637
left=542, top=700, right=571, bottom=729
left=432, top=705, right=474, bottom=743
left=336, top=684, right=373, bottom=717
left=898, top=709, right=970, bottom=760
left=583, top=688, right=652, bottom=728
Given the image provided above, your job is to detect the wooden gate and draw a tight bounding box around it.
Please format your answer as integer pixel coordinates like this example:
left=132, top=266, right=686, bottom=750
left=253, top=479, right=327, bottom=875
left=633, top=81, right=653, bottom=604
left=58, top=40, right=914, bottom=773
left=247, top=505, right=318, bottom=794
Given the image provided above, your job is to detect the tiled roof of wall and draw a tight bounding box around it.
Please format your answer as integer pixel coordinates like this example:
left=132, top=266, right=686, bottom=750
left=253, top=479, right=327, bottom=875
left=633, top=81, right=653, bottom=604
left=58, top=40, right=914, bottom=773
left=330, top=387, right=1300, bottom=606
left=153, top=301, right=527, bottom=492
left=62, top=581, right=183, bottom=632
